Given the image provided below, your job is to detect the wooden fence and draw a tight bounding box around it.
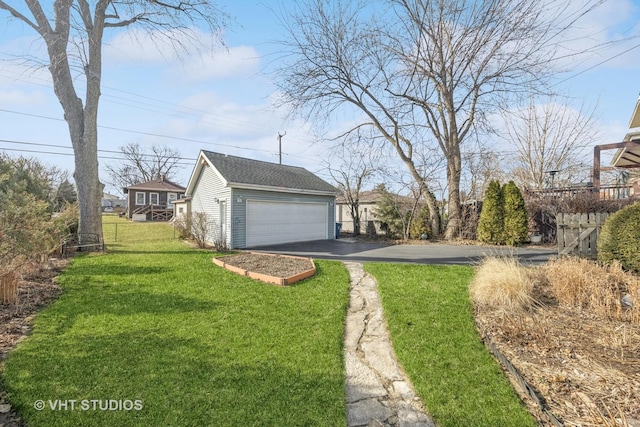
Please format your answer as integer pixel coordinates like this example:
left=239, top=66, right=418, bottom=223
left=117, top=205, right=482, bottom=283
left=0, top=270, right=18, bottom=304
left=556, top=213, right=609, bottom=259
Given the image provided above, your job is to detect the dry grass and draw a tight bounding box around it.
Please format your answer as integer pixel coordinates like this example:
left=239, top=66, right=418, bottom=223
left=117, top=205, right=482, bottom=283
left=469, top=257, right=538, bottom=312
left=473, top=256, right=640, bottom=426
left=544, top=257, right=640, bottom=325
left=471, top=256, right=640, bottom=324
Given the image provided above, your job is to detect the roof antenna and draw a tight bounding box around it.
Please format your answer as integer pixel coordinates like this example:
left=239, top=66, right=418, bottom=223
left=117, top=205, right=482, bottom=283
left=278, top=131, right=286, bottom=164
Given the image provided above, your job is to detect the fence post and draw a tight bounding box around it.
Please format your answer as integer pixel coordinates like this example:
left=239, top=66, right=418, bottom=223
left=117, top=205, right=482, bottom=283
left=115, top=223, right=118, bottom=242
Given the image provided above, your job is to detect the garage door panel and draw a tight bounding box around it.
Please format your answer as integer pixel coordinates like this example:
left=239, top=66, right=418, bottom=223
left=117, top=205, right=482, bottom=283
left=246, top=200, right=328, bottom=247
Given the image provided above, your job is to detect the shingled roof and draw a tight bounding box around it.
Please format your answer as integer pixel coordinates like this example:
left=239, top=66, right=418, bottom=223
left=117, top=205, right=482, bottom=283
left=124, top=177, right=186, bottom=193
left=200, top=151, right=337, bottom=194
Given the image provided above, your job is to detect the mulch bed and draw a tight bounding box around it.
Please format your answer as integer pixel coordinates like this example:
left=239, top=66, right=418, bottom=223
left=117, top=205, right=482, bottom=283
left=475, top=281, right=640, bottom=426
left=216, top=253, right=313, bottom=278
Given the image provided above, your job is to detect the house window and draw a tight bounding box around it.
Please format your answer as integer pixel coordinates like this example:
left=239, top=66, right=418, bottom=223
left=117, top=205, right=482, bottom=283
left=150, top=193, right=159, bottom=205
left=135, top=192, right=145, bottom=205
left=178, top=207, right=184, bottom=214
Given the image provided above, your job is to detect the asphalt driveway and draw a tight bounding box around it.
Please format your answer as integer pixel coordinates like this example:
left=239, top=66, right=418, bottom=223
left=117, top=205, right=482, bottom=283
left=251, top=238, right=557, bottom=265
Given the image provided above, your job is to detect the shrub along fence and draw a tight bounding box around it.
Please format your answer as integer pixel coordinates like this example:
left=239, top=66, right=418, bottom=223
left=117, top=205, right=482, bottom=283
left=556, top=213, right=609, bottom=259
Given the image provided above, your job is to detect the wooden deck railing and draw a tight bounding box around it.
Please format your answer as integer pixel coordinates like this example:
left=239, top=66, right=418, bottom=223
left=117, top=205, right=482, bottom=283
left=526, top=183, right=637, bottom=200
left=132, top=204, right=173, bottom=221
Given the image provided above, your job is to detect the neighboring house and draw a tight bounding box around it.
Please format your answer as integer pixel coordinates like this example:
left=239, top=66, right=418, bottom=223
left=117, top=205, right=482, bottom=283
left=124, top=176, right=186, bottom=221
left=101, top=192, right=126, bottom=211
left=183, top=150, right=338, bottom=249
left=335, top=189, right=384, bottom=234
left=609, top=96, right=640, bottom=197
left=612, top=96, right=640, bottom=170
left=335, top=189, right=419, bottom=234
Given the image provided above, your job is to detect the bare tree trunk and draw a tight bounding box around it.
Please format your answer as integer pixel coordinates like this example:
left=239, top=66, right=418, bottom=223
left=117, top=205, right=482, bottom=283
left=350, top=202, right=361, bottom=235
left=43, top=1, right=104, bottom=238
left=423, top=190, right=439, bottom=236
left=71, top=125, right=103, bottom=238
left=445, top=143, right=463, bottom=240
left=0, top=0, right=227, bottom=241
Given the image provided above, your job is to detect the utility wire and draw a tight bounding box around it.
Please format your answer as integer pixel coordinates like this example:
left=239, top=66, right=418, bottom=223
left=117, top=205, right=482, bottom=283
left=553, top=40, right=640, bottom=86
left=0, top=107, right=322, bottom=163
left=0, top=68, right=318, bottom=145
left=0, top=138, right=197, bottom=164
left=0, top=107, right=276, bottom=155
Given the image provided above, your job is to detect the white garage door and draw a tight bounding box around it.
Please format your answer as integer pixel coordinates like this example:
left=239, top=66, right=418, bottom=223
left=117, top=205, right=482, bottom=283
left=246, top=200, right=328, bottom=247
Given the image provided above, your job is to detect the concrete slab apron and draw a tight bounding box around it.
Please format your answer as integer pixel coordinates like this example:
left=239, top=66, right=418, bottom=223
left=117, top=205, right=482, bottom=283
left=343, top=262, right=435, bottom=427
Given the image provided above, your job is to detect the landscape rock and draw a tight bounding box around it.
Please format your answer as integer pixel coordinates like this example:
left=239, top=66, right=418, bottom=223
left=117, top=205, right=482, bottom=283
left=346, top=399, right=393, bottom=426
left=343, top=262, right=434, bottom=427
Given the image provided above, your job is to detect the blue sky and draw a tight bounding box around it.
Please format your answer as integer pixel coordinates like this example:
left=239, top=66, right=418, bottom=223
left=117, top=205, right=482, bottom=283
left=1, top=0, right=639, bottom=195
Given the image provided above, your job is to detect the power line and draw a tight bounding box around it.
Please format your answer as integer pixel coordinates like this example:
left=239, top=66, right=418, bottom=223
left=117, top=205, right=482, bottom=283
left=0, top=106, right=324, bottom=164
left=552, top=39, right=640, bottom=86
left=0, top=138, right=198, bottom=163
left=0, top=107, right=277, bottom=154
left=0, top=68, right=318, bottom=144
left=0, top=146, right=199, bottom=166
left=0, top=146, right=121, bottom=161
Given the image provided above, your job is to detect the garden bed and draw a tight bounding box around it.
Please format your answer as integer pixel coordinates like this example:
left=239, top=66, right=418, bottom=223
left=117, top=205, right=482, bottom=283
left=474, top=263, right=640, bottom=427
left=213, top=252, right=316, bottom=286
left=476, top=301, right=640, bottom=426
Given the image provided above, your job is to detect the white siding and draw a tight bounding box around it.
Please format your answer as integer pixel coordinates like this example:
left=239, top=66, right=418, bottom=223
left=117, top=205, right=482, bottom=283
left=190, top=165, right=231, bottom=246
left=246, top=200, right=328, bottom=247
left=231, top=188, right=335, bottom=248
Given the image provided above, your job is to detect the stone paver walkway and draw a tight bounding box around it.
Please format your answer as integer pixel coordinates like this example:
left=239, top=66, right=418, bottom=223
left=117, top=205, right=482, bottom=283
left=343, top=262, right=435, bottom=427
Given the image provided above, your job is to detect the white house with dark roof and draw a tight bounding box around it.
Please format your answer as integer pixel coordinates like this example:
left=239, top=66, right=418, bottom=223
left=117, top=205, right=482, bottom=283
left=184, top=150, right=338, bottom=248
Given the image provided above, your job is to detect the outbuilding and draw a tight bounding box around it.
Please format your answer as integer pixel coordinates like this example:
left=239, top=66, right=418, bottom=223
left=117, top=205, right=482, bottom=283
left=184, top=151, right=338, bottom=249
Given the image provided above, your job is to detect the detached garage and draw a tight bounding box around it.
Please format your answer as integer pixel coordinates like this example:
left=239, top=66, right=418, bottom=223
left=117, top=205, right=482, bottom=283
left=184, top=150, right=338, bottom=249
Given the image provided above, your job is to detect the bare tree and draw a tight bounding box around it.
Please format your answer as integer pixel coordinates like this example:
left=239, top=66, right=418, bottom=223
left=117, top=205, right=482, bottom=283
left=105, top=142, right=182, bottom=194
left=501, top=96, right=600, bottom=190
left=274, top=0, right=604, bottom=239
left=460, top=149, right=506, bottom=202
left=275, top=0, right=442, bottom=235
left=0, top=1, right=227, bottom=238
left=326, top=133, right=382, bottom=235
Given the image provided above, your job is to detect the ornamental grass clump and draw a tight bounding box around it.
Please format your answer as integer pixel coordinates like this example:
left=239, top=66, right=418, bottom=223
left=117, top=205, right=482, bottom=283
left=544, top=257, right=640, bottom=324
left=469, top=257, right=537, bottom=312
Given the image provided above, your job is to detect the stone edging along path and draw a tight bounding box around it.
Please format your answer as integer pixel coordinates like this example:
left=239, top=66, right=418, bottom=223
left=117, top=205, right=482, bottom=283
left=343, top=262, right=435, bottom=427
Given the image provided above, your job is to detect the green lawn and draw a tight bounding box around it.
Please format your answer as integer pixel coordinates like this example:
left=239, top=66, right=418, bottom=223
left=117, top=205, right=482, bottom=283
left=365, top=263, right=536, bottom=427
left=2, top=219, right=350, bottom=426
left=3, top=217, right=537, bottom=426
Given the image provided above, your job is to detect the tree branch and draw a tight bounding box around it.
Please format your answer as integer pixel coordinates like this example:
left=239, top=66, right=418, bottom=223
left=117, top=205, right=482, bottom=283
left=0, top=1, right=39, bottom=32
